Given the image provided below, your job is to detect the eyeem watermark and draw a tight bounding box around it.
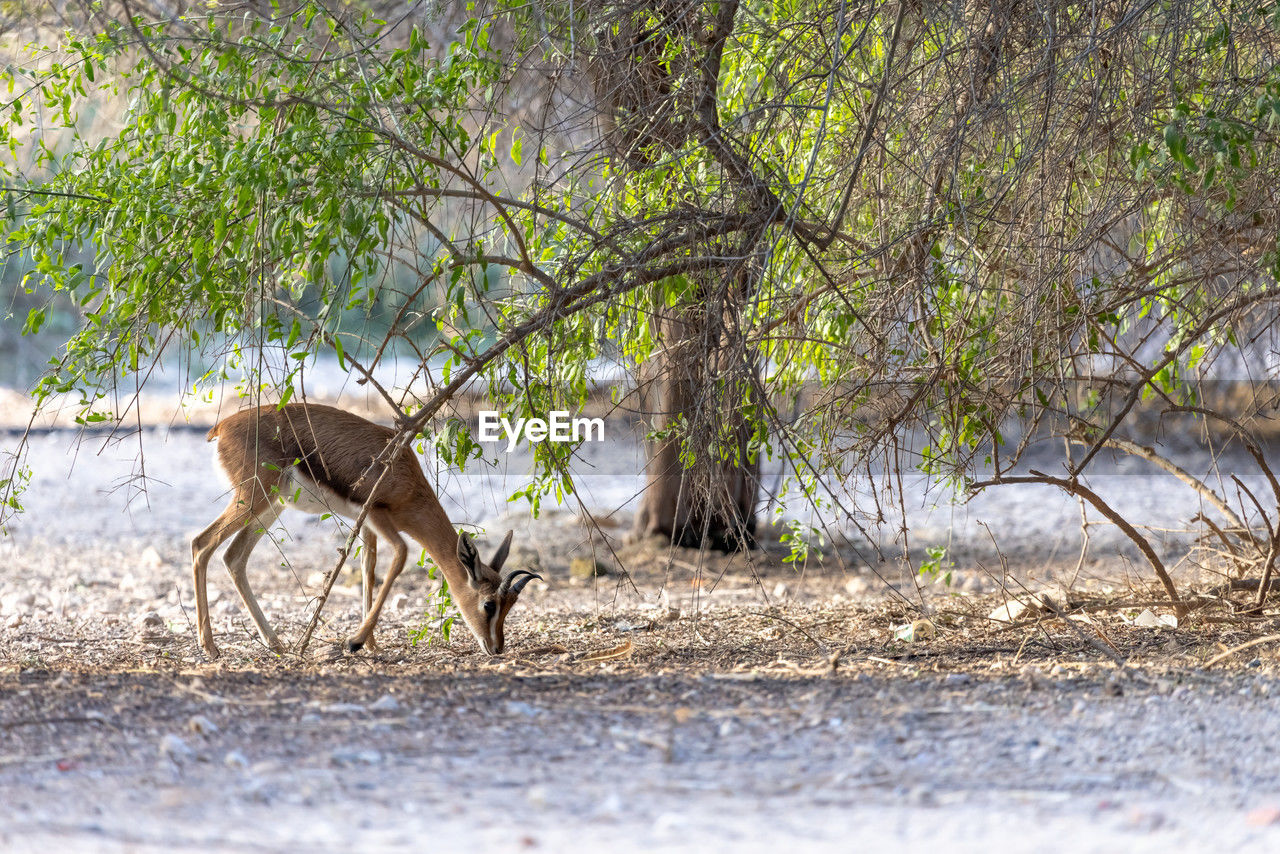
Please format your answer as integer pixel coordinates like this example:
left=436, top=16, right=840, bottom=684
left=478, top=411, right=605, bottom=452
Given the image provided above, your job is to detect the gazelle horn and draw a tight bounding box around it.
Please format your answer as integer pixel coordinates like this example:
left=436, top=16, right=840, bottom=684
left=500, top=569, right=542, bottom=595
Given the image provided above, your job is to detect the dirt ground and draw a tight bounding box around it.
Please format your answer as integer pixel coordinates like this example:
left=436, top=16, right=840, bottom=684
left=5, top=422, right=1280, bottom=852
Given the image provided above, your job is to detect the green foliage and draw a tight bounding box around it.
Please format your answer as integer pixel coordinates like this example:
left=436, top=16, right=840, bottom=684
left=409, top=551, right=456, bottom=645
left=4, top=0, right=1280, bottom=574
left=3, top=2, right=507, bottom=415
left=918, top=545, right=953, bottom=588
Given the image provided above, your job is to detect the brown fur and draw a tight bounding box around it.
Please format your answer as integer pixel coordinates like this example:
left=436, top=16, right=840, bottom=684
left=208, top=404, right=432, bottom=509
left=190, top=403, right=528, bottom=659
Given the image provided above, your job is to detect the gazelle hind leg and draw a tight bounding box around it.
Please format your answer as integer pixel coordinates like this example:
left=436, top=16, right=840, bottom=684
left=360, top=529, right=380, bottom=652
left=221, top=502, right=286, bottom=653
left=191, top=496, right=266, bottom=659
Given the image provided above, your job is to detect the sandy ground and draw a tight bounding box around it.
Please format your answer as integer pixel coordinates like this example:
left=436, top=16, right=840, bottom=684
left=4, top=418, right=1280, bottom=852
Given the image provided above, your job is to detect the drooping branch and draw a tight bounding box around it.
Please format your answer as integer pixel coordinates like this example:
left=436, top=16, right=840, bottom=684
left=970, top=471, right=1185, bottom=618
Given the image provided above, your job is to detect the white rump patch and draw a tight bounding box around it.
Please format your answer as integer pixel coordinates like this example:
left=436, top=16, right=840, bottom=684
left=280, top=467, right=364, bottom=520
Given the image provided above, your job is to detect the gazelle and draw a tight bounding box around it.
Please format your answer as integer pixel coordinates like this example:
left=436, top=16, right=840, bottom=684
left=191, top=403, right=540, bottom=659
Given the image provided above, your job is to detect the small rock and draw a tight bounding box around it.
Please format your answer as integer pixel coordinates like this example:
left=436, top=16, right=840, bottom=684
left=140, top=546, right=165, bottom=569
left=772, top=582, right=789, bottom=599
left=653, top=813, right=687, bottom=835
left=658, top=589, right=680, bottom=621
left=505, top=700, right=540, bottom=718
left=1019, top=664, right=1048, bottom=689
left=893, top=619, right=936, bottom=642
left=506, top=544, right=542, bottom=568
left=843, top=577, right=871, bottom=597
left=570, top=557, right=610, bottom=580
left=160, top=734, right=196, bottom=764
left=0, top=591, right=34, bottom=616
left=137, top=611, right=167, bottom=640
left=224, top=750, right=250, bottom=770
left=1125, top=808, right=1166, bottom=831
left=330, top=748, right=383, bottom=766
left=319, top=702, right=366, bottom=715
left=944, top=673, right=971, bottom=686
left=1247, top=807, right=1280, bottom=827
left=369, top=694, right=401, bottom=713
left=906, top=785, right=937, bottom=807
left=188, top=715, right=219, bottom=736
left=989, top=594, right=1056, bottom=623
left=389, top=593, right=410, bottom=613
left=6, top=612, right=22, bottom=629
left=595, top=792, right=624, bottom=818
left=1132, top=609, right=1176, bottom=629
left=988, top=600, right=1028, bottom=623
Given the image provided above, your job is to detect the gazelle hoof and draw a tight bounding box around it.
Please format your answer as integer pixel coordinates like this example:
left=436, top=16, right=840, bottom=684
left=201, top=644, right=221, bottom=661
left=345, top=637, right=365, bottom=653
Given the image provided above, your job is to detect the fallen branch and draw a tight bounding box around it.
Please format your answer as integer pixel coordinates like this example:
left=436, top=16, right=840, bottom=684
left=1205, top=633, right=1280, bottom=668
left=970, top=471, right=1185, bottom=618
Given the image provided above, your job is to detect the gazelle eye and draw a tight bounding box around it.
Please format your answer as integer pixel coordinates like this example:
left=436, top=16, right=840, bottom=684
left=483, top=600, right=497, bottom=618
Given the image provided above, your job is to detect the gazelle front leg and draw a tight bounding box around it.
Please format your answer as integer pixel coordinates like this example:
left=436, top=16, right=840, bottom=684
left=360, top=528, right=380, bottom=652
left=346, top=510, right=407, bottom=652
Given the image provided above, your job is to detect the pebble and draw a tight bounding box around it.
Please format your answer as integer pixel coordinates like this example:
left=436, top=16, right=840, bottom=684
left=504, top=700, right=539, bottom=718
left=330, top=748, right=383, bottom=766
left=658, top=589, right=680, bottom=621
left=6, top=612, right=22, bottom=629
left=159, top=734, right=196, bottom=764
left=0, top=591, right=34, bottom=616
left=188, top=715, right=219, bottom=735
left=569, top=557, right=609, bottom=579
left=319, top=702, right=366, bottom=715
left=595, top=792, right=624, bottom=818
left=843, top=576, right=871, bottom=596
left=224, top=750, right=250, bottom=770
left=1124, top=808, right=1166, bottom=832
left=137, top=611, right=167, bottom=641
left=369, top=694, right=401, bottom=713
left=1247, top=806, right=1280, bottom=827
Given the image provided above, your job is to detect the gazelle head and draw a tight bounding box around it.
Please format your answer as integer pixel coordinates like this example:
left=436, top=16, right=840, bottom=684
left=454, top=530, right=540, bottom=655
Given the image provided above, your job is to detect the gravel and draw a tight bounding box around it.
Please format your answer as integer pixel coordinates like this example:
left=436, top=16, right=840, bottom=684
left=3, top=423, right=1280, bottom=852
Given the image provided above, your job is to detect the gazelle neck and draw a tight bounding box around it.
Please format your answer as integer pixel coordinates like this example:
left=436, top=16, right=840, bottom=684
left=403, top=502, right=472, bottom=598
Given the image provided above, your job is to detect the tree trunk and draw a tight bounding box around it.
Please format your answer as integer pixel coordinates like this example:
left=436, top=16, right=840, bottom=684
left=630, top=310, right=760, bottom=552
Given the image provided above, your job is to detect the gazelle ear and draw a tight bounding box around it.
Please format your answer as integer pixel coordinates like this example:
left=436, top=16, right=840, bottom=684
left=490, top=529, right=514, bottom=573
left=457, top=532, right=482, bottom=587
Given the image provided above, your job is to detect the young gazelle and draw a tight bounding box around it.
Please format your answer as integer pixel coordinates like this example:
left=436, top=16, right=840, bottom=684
left=191, top=403, right=540, bottom=659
